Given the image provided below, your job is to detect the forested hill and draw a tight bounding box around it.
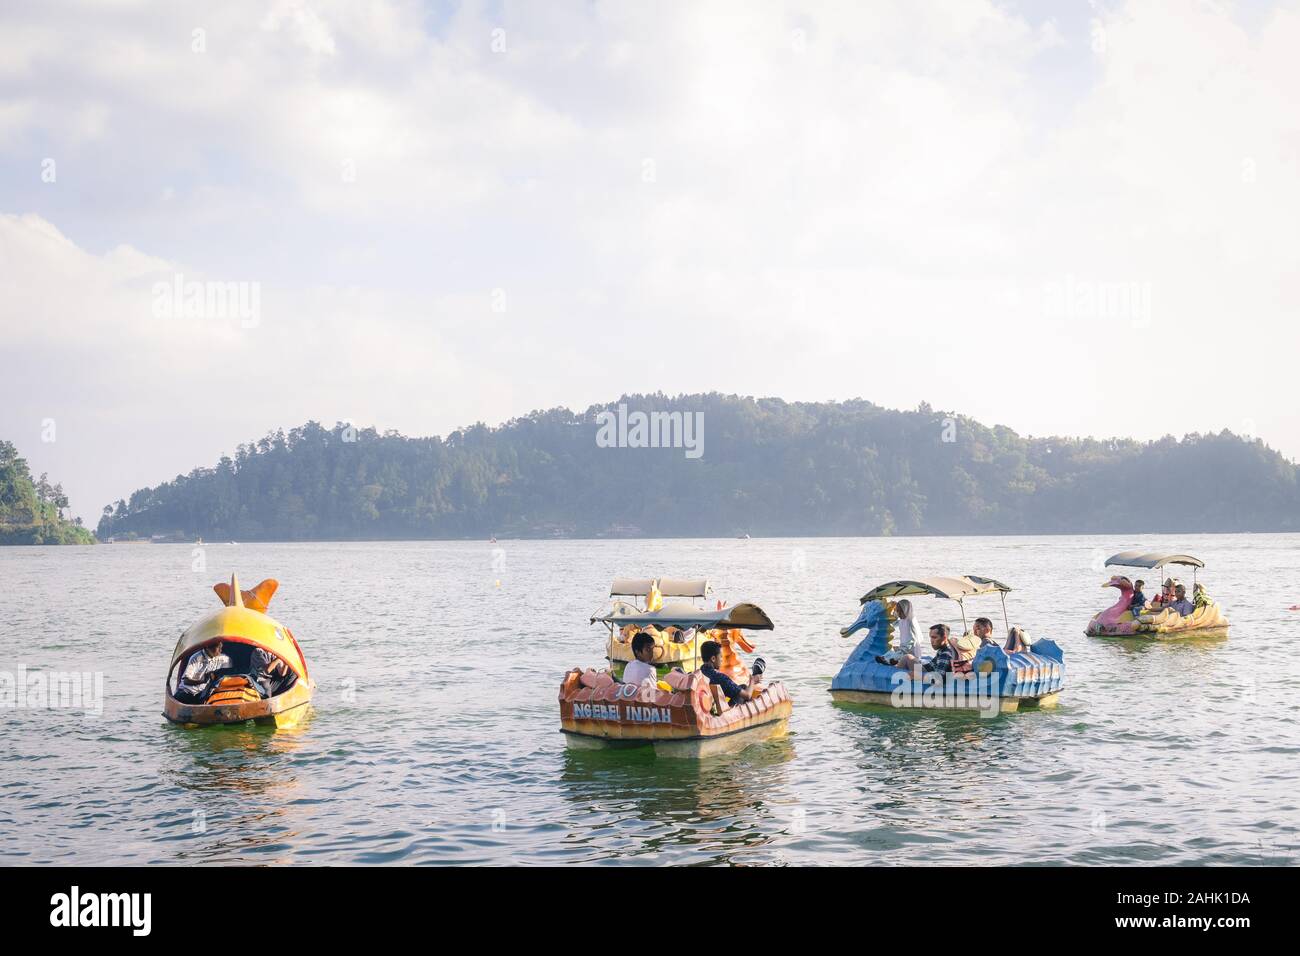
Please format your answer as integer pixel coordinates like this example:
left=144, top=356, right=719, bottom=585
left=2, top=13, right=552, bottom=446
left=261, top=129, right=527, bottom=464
left=97, top=394, right=1300, bottom=541
left=1, top=441, right=95, bottom=545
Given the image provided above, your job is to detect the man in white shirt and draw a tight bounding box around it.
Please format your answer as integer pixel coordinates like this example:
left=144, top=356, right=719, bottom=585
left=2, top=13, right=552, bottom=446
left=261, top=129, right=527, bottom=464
left=176, top=640, right=232, bottom=702
left=621, top=632, right=660, bottom=687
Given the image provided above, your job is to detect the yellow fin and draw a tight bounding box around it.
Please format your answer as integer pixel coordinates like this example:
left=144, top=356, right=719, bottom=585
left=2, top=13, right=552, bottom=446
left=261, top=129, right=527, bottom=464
left=213, top=576, right=278, bottom=612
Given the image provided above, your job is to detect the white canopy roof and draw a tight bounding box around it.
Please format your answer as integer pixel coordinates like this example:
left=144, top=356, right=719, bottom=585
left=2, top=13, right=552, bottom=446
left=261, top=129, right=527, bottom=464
left=591, top=600, right=773, bottom=630
left=1105, top=550, right=1205, bottom=570
left=859, top=575, right=1011, bottom=603
left=608, top=577, right=710, bottom=598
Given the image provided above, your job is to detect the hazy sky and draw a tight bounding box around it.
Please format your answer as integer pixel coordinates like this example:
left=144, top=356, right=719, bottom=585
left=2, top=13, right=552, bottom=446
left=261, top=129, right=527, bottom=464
left=2, top=0, right=1298, bottom=523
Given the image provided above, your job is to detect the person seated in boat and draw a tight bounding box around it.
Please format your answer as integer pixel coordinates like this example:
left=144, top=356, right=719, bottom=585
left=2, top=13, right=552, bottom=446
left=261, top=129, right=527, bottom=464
left=922, top=624, right=956, bottom=673
left=1193, top=582, right=1211, bottom=610
left=875, top=599, right=923, bottom=666
left=950, top=623, right=981, bottom=669
left=972, top=617, right=998, bottom=647
left=176, top=641, right=232, bottom=702
left=886, top=624, right=955, bottom=674
left=249, top=646, right=291, bottom=697
left=699, top=640, right=758, bottom=706
left=1154, top=577, right=1177, bottom=606
left=1167, top=584, right=1195, bottom=616
left=1128, top=579, right=1147, bottom=618
left=622, top=632, right=659, bottom=687
left=1004, top=626, right=1031, bottom=654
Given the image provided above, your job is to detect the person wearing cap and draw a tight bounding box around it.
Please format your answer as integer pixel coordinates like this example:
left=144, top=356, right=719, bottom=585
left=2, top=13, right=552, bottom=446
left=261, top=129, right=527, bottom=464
left=1155, top=577, right=1177, bottom=606
left=950, top=621, right=983, bottom=666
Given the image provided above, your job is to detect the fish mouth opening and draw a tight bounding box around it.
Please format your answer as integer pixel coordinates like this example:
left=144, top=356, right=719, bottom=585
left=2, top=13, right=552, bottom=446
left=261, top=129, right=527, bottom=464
left=167, top=636, right=300, bottom=706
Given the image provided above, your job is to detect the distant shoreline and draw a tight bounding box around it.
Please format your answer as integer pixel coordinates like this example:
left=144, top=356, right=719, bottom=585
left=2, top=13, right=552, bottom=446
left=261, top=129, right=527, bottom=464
left=63, top=528, right=1294, bottom=546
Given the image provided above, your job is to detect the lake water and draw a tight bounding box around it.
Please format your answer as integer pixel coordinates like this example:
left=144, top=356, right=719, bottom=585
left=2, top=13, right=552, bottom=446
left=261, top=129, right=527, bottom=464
left=2, top=534, right=1297, bottom=866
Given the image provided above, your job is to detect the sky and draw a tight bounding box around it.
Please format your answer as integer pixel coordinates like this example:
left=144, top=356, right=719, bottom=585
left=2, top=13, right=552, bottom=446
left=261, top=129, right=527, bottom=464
left=1, top=0, right=1298, bottom=524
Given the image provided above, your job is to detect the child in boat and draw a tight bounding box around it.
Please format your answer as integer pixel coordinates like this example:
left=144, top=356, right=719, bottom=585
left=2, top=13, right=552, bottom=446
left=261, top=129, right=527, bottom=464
left=1129, top=579, right=1147, bottom=618
left=622, top=631, right=659, bottom=687
left=699, top=639, right=756, bottom=706
left=176, top=640, right=231, bottom=702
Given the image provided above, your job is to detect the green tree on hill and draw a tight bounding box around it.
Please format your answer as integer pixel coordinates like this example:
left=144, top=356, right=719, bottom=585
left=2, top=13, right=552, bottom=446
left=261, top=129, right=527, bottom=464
left=0, top=440, right=95, bottom=545
left=93, top=395, right=1300, bottom=541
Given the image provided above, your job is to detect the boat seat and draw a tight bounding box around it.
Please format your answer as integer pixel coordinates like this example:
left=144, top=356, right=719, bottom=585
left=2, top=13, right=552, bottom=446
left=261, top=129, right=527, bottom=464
left=664, top=668, right=695, bottom=691
left=206, top=675, right=263, bottom=706
left=579, top=669, right=615, bottom=690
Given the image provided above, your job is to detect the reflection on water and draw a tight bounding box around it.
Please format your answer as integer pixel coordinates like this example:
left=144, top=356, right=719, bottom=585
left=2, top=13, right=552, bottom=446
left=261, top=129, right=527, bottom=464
left=160, top=716, right=310, bottom=794
left=153, top=715, right=315, bottom=864
left=557, top=737, right=797, bottom=864
left=2, top=534, right=1297, bottom=865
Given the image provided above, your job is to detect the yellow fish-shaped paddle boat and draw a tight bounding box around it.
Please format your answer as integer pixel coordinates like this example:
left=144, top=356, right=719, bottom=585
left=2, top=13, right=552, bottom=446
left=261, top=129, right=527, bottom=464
left=163, top=574, right=314, bottom=728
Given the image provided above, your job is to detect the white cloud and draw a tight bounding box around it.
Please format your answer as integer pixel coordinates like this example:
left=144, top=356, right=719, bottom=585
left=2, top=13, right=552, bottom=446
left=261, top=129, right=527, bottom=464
left=1, top=0, right=1298, bottom=521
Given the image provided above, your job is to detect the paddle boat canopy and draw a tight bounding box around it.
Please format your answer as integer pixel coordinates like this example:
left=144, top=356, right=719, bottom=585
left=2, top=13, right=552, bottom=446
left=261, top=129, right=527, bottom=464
left=559, top=577, right=792, bottom=758
left=830, top=575, right=1065, bottom=714
left=163, top=574, right=314, bottom=728
left=1086, top=550, right=1229, bottom=639
left=595, top=577, right=721, bottom=679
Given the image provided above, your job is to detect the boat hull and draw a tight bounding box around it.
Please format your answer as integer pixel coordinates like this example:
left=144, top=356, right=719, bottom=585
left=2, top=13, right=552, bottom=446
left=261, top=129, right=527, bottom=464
left=1086, top=624, right=1229, bottom=641
left=830, top=687, right=1060, bottom=713
left=559, top=667, right=793, bottom=759
left=1086, top=600, right=1229, bottom=640
left=831, top=600, right=1065, bottom=715
left=163, top=679, right=314, bottom=728
left=831, top=648, right=1065, bottom=714
left=563, top=715, right=790, bottom=758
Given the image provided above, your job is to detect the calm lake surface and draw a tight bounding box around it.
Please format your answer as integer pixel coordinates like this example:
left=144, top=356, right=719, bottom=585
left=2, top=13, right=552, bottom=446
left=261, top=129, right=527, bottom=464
left=2, top=534, right=1298, bottom=866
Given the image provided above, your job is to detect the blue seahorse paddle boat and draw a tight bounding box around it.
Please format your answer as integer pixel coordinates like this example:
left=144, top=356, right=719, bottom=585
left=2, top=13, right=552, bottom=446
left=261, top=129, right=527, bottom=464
left=830, top=576, right=1065, bottom=714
